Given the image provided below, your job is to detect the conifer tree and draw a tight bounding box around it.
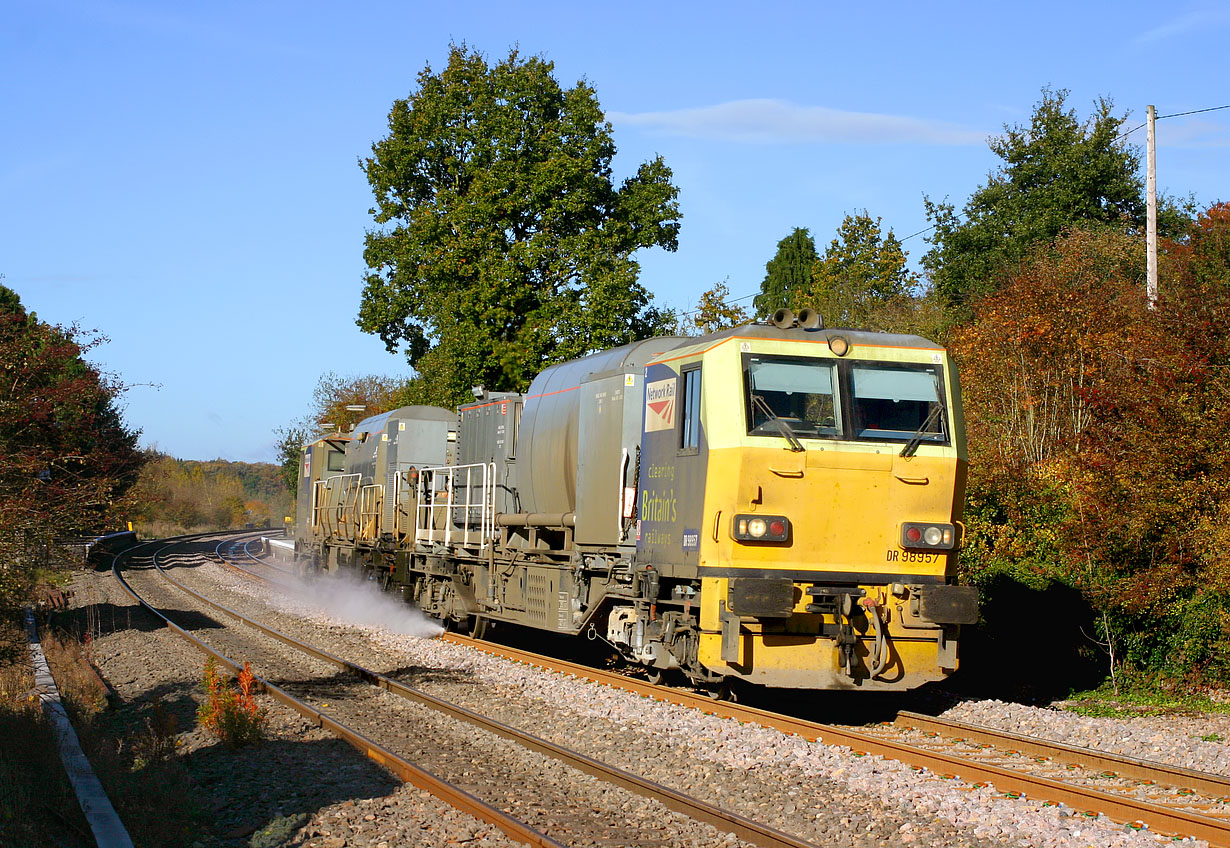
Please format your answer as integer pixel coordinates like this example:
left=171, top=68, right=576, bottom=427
left=752, top=228, right=817, bottom=317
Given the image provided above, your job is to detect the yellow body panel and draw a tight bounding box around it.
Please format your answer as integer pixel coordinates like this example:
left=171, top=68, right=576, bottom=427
left=697, top=629, right=951, bottom=690
left=703, top=448, right=963, bottom=575
left=680, top=334, right=968, bottom=690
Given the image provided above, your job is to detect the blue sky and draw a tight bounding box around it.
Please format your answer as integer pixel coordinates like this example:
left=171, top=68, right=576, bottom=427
left=3, top=1, right=1228, bottom=463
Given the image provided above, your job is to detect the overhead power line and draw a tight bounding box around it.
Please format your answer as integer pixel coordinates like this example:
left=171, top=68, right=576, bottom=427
left=1118, top=102, right=1230, bottom=140
left=678, top=290, right=756, bottom=319
left=900, top=224, right=936, bottom=242
left=1158, top=103, right=1230, bottom=120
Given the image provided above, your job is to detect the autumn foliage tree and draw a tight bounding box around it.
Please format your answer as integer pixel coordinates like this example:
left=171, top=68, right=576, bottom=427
left=308, top=372, right=413, bottom=434
left=274, top=371, right=421, bottom=497
left=683, top=281, right=751, bottom=336
left=1073, top=204, right=1230, bottom=681
left=798, top=212, right=918, bottom=329
left=132, top=454, right=289, bottom=535
left=952, top=227, right=1147, bottom=470
left=953, top=212, right=1230, bottom=686
left=0, top=284, right=143, bottom=608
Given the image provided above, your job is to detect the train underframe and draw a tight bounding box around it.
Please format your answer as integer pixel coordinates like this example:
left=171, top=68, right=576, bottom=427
left=295, top=534, right=963, bottom=693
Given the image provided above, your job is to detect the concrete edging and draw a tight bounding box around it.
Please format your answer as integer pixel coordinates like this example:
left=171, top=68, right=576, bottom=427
left=25, top=608, right=134, bottom=848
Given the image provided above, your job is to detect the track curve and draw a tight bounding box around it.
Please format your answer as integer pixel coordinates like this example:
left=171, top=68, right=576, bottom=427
left=131, top=532, right=825, bottom=848
left=113, top=532, right=563, bottom=848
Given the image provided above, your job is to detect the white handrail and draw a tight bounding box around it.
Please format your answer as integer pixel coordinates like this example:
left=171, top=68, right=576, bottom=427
left=414, top=462, right=496, bottom=548
left=358, top=483, right=383, bottom=541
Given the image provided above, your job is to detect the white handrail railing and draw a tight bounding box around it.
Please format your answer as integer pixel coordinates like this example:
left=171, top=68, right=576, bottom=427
left=414, top=462, right=495, bottom=548
left=358, top=484, right=383, bottom=541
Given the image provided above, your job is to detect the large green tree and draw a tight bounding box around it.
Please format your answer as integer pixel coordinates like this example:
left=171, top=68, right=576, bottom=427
left=752, top=228, right=817, bottom=317
left=358, top=44, right=680, bottom=406
left=923, top=87, right=1147, bottom=308
left=799, top=212, right=917, bottom=328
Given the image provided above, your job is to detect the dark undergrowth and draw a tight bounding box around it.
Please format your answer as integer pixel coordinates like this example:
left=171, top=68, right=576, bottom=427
left=0, top=616, right=93, bottom=848
left=0, top=607, right=216, bottom=848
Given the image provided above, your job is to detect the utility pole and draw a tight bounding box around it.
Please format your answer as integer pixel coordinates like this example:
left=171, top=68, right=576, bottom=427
left=1146, top=104, right=1158, bottom=309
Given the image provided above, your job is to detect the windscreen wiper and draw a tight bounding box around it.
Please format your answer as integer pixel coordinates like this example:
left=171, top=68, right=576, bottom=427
left=752, top=394, right=805, bottom=452
left=900, top=404, right=943, bottom=458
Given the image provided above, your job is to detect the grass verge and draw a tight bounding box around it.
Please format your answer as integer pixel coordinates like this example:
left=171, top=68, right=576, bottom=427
left=0, top=616, right=93, bottom=848
left=1060, top=669, right=1230, bottom=718
left=1, top=606, right=219, bottom=848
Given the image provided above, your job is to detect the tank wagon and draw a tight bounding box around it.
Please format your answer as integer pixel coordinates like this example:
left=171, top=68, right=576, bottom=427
left=296, top=407, right=456, bottom=569
left=294, top=310, right=977, bottom=693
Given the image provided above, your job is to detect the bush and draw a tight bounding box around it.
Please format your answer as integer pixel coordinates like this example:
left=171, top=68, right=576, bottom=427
left=131, top=697, right=180, bottom=768
left=949, top=216, right=1230, bottom=690
left=196, top=658, right=266, bottom=747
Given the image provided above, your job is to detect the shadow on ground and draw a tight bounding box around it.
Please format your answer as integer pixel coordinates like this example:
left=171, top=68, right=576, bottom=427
left=50, top=601, right=226, bottom=637
left=189, top=736, right=401, bottom=846
left=943, top=573, right=1107, bottom=705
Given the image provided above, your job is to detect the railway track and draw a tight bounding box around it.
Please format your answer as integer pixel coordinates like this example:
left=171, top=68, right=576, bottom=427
left=224, top=538, right=1230, bottom=846
left=214, top=535, right=295, bottom=578
left=436, top=632, right=1230, bottom=846
left=124, top=533, right=824, bottom=848
left=880, top=711, right=1230, bottom=810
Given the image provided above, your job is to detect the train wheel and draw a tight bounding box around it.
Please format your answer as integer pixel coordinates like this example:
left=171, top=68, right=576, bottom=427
left=468, top=616, right=489, bottom=640
left=701, top=681, right=735, bottom=702
left=645, top=667, right=663, bottom=685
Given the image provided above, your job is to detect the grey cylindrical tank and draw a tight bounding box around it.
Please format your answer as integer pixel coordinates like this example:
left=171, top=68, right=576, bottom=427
left=514, top=336, right=689, bottom=517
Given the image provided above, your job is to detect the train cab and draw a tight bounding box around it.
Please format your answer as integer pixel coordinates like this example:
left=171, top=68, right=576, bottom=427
left=634, top=312, right=977, bottom=690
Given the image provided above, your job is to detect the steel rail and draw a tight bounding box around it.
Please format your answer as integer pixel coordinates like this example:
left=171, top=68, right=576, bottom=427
left=893, top=711, right=1230, bottom=801
left=169, top=539, right=821, bottom=848
left=113, top=535, right=564, bottom=848
left=235, top=536, right=298, bottom=577
left=213, top=536, right=276, bottom=577
left=238, top=536, right=295, bottom=575
left=211, top=536, right=296, bottom=582
left=441, top=635, right=1230, bottom=846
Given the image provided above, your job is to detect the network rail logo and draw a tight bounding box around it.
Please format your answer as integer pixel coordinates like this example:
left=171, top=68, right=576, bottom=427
left=644, top=377, right=676, bottom=432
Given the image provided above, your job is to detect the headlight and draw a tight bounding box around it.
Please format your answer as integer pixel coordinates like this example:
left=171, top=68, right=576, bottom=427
left=732, top=514, right=790, bottom=543
left=900, top=522, right=957, bottom=550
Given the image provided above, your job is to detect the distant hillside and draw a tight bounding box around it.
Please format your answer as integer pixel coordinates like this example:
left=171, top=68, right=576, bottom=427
left=131, top=451, right=293, bottom=537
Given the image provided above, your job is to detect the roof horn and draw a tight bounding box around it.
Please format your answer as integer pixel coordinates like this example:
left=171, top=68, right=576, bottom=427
left=771, top=308, right=796, bottom=329
left=796, top=307, right=823, bottom=330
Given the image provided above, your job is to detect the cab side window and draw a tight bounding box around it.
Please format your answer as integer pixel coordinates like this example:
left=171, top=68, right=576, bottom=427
left=327, top=450, right=345, bottom=472
left=679, top=366, right=701, bottom=453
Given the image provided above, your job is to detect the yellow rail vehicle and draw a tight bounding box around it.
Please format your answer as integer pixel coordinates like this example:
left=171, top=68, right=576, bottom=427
left=295, top=311, right=977, bottom=693
left=636, top=314, right=974, bottom=690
